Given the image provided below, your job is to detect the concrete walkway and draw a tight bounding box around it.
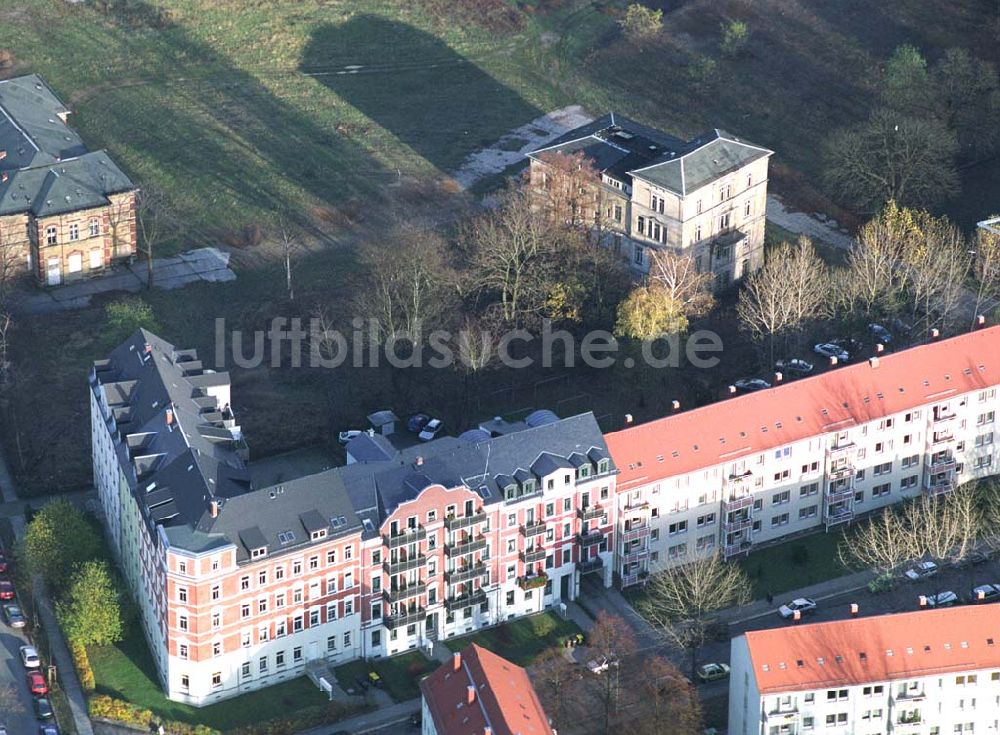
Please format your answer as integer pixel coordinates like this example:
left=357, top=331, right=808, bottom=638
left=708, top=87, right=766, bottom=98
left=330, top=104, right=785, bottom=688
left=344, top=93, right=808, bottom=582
left=12, top=247, right=236, bottom=314
left=298, top=697, right=421, bottom=735
left=718, top=568, right=876, bottom=625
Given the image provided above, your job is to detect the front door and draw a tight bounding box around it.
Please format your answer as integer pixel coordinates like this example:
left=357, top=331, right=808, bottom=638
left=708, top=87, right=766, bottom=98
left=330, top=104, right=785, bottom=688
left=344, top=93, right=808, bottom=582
left=307, top=640, right=317, bottom=661
left=560, top=574, right=571, bottom=601
left=46, top=257, right=61, bottom=286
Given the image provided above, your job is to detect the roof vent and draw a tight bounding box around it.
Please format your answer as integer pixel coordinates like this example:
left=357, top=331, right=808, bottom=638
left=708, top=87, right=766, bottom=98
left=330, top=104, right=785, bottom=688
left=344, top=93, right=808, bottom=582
left=209, top=500, right=219, bottom=518
left=869, top=357, right=880, bottom=369
left=415, top=456, right=424, bottom=467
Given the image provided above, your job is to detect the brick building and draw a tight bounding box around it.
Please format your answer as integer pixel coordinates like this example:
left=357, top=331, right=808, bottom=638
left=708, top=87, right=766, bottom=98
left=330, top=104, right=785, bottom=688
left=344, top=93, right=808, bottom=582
left=0, top=74, right=136, bottom=286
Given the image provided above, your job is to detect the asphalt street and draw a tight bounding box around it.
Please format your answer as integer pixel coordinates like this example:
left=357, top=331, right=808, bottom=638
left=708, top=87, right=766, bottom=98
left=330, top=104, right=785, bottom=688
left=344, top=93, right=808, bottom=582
left=1, top=559, right=39, bottom=735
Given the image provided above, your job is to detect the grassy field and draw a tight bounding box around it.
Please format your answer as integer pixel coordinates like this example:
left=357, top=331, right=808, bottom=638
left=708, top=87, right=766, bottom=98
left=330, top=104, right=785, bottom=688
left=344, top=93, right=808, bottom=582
left=442, top=610, right=582, bottom=666
left=334, top=650, right=437, bottom=701
left=87, top=625, right=362, bottom=731
left=737, top=529, right=851, bottom=598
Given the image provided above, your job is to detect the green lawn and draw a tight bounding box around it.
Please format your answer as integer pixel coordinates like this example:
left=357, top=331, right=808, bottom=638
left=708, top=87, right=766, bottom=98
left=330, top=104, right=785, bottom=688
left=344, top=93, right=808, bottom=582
left=737, top=529, right=851, bottom=599
left=443, top=610, right=582, bottom=667
left=334, top=650, right=437, bottom=702
left=88, top=627, right=358, bottom=731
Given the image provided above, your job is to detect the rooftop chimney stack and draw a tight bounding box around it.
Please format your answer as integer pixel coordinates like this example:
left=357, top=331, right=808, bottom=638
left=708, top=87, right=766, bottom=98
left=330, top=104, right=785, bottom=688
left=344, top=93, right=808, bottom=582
left=976, top=315, right=987, bottom=329
left=209, top=500, right=219, bottom=518
left=624, top=413, right=633, bottom=425
left=930, top=328, right=940, bottom=340
left=830, top=356, right=838, bottom=366
left=728, top=385, right=737, bottom=395
left=416, top=456, right=424, bottom=467
left=671, top=400, right=681, bottom=411
left=869, top=357, right=880, bottom=369
left=452, top=652, right=461, bottom=672
left=484, top=728, right=493, bottom=735
left=875, top=343, right=885, bottom=353
left=165, top=408, right=174, bottom=426
left=0, top=172, right=7, bottom=183
left=467, top=686, right=476, bottom=705
left=774, top=372, right=783, bottom=383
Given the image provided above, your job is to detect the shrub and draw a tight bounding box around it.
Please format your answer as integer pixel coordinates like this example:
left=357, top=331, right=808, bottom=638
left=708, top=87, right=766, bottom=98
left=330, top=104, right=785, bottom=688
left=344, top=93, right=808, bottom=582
left=720, top=20, right=749, bottom=56
left=0, top=49, right=13, bottom=69
left=622, top=3, right=663, bottom=42
left=70, top=641, right=95, bottom=693
left=89, top=695, right=219, bottom=735
left=105, top=297, right=162, bottom=347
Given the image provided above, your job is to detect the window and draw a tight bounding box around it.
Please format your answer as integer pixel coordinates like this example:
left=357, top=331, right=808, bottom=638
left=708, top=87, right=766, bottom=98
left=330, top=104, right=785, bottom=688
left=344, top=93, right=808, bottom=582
left=326, top=549, right=336, bottom=565
left=651, top=193, right=665, bottom=214
left=240, top=575, right=250, bottom=591
left=668, top=520, right=687, bottom=535
left=637, top=215, right=645, bottom=235
left=900, top=475, right=918, bottom=490
left=179, top=643, right=188, bottom=659
left=69, top=223, right=79, bottom=241
left=45, top=226, right=57, bottom=246
left=241, top=631, right=251, bottom=648
left=696, top=534, right=715, bottom=551
left=89, top=219, right=100, bottom=237
left=211, top=585, right=220, bottom=601
left=258, top=598, right=267, bottom=614
left=293, top=646, right=303, bottom=662
left=213, top=641, right=221, bottom=657
left=212, top=672, right=222, bottom=688
left=259, top=625, right=269, bottom=642
left=241, top=603, right=250, bottom=619
left=872, top=483, right=891, bottom=498
left=718, top=212, right=731, bottom=230
left=89, top=247, right=102, bottom=269
left=179, top=614, right=188, bottom=632
left=634, top=245, right=645, bottom=266
left=276, top=619, right=287, bottom=637
left=178, top=587, right=188, bottom=603
left=309, top=555, right=319, bottom=571
left=212, top=612, right=221, bottom=629
left=772, top=491, right=790, bottom=505
left=799, top=505, right=818, bottom=519
left=293, top=615, right=304, bottom=633
left=327, top=635, right=337, bottom=651
left=800, top=483, right=819, bottom=498
left=975, top=432, right=994, bottom=447
left=771, top=513, right=789, bottom=527
left=292, top=559, right=303, bottom=576
left=697, top=513, right=716, bottom=527
left=178, top=560, right=187, bottom=575
left=874, top=461, right=892, bottom=476
left=276, top=651, right=285, bottom=668
left=744, top=200, right=752, bottom=218
left=67, top=252, right=82, bottom=273
left=259, top=656, right=268, bottom=673
left=977, top=411, right=995, bottom=426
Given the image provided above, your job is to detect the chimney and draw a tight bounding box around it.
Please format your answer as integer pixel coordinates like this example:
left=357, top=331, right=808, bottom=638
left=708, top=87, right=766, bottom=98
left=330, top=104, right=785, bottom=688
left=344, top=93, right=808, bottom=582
left=0, top=149, right=7, bottom=160
left=728, top=385, right=737, bottom=395
left=415, top=456, right=424, bottom=467
left=0, top=172, right=7, bottom=183
left=930, top=328, right=940, bottom=340
left=624, top=413, right=633, bottom=424
left=869, top=357, right=880, bottom=369
left=165, top=408, right=174, bottom=426
left=144, top=342, right=152, bottom=355
left=209, top=500, right=219, bottom=518
left=484, top=728, right=493, bottom=735
left=774, top=371, right=783, bottom=383
left=829, top=356, right=838, bottom=366
left=671, top=400, right=680, bottom=411
left=467, top=685, right=476, bottom=705
left=452, top=651, right=461, bottom=672
left=875, top=343, right=885, bottom=353
left=976, top=314, right=987, bottom=329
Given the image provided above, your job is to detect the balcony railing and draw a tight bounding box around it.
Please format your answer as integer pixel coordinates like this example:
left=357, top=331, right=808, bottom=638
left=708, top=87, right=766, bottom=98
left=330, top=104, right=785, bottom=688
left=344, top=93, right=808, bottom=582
left=895, top=690, right=926, bottom=702
left=620, top=570, right=649, bottom=587
left=724, top=494, right=753, bottom=512
left=521, top=521, right=546, bottom=537
left=517, top=573, right=548, bottom=591
left=520, top=548, right=547, bottom=565
left=827, top=441, right=856, bottom=458
left=765, top=708, right=800, bottom=720
left=579, top=557, right=603, bottom=574
left=623, top=499, right=650, bottom=513
left=383, top=555, right=426, bottom=576
left=578, top=505, right=605, bottom=522
left=445, top=563, right=489, bottom=585
left=724, top=541, right=751, bottom=559
left=622, top=547, right=649, bottom=563
left=727, top=472, right=753, bottom=489
left=932, top=410, right=956, bottom=424
left=622, top=524, right=650, bottom=544
left=722, top=515, right=752, bottom=533
left=383, top=526, right=426, bottom=549
left=446, top=535, right=487, bottom=557
left=578, top=530, right=605, bottom=547
left=445, top=589, right=488, bottom=612
left=383, top=582, right=427, bottom=605
left=445, top=511, right=488, bottom=531
left=825, top=486, right=854, bottom=505
left=928, top=456, right=956, bottom=472
left=384, top=607, right=426, bottom=630
left=928, top=432, right=955, bottom=448
left=924, top=478, right=955, bottom=496
left=825, top=505, right=854, bottom=527
left=828, top=464, right=855, bottom=481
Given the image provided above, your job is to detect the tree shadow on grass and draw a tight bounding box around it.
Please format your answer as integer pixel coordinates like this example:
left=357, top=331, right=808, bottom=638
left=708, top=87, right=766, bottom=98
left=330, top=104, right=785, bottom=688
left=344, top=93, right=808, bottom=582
left=301, top=15, right=543, bottom=173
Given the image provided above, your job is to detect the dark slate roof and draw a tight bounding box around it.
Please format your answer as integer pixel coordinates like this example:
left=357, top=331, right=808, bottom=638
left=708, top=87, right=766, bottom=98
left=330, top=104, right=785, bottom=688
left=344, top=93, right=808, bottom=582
left=528, top=114, right=772, bottom=195
left=0, top=74, right=134, bottom=216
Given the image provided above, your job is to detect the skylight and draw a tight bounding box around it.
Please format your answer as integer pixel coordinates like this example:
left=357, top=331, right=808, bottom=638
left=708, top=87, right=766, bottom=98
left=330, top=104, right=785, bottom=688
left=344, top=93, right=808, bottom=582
left=277, top=530, right=295, bottom=545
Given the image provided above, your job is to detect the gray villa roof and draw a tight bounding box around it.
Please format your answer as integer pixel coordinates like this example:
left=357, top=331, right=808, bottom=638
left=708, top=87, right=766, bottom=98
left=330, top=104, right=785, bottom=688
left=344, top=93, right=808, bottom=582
left=0, top=74, right=134, bottom=217
left=528, top=113, right=772, bottom=196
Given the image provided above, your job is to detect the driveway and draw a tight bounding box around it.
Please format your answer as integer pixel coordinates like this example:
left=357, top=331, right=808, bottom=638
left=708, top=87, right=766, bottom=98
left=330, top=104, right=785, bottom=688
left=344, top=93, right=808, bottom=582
left=11, top=247, right=236, bottom=315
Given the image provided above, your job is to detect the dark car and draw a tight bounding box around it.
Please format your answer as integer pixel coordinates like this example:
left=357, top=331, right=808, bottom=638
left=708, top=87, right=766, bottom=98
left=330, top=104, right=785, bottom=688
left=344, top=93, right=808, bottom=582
left=33, top=696, right=54, bottom=721
left=407, top=413, right=431, bottom=433
left=355, top=675, right=370, bottom=692
left=38, top=726, right=59, bottom=735
left=3, top=603, right=26, bottom=628
left=832, top=337, right=863, bottom=355
left=734, top=378, right=771, bottom=393
left=0, top=579, right=14, bottom=600
left=775, top=359, right=814, bottom=375
left=970, top=584, right=1000, bottom=603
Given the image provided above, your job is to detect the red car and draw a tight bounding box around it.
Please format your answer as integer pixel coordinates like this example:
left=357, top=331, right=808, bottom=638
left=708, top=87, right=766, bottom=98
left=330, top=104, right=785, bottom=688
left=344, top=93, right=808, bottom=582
left=0, top=579, right=14, bottom=600
left=27, top=670, right=48, bottom=696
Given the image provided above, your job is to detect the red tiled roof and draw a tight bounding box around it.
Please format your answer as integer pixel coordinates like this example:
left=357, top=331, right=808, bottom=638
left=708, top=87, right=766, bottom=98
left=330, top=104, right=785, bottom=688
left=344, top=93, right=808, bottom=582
left=606, top=326, right=1000, bottom=489
left=743, top=606, right=1000, bottom=693
left=420, top=643, right=554, bottom=735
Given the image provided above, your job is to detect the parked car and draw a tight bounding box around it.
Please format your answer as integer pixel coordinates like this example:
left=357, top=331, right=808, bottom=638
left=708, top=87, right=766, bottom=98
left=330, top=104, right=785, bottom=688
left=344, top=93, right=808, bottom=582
left=969, top=584, right=1000, bottom=603
left=407, top=413, right=431, bottom=433
left=33, top=696, right=54, bottom=721
left=337, top=429, right=364, bottom=445
left=778, top=598, right=817, bottom=619
left=20, top=644, right=41, bottom=668
left=904, top=561, right=939, bottom=581
left=832, top=337, right=863, bottom=354
left=955, top=550, right=992, bottom=568
left=587, top=654, right=619, bottom=674
left=38, top=726, right=59, bottom=735
left=814, top=343, right=850, bottom=362
left=696, top=663, right=731, bottom=682
left=734, top=378, right=771, bottom=392
left=26, top=670, right=48, bottom=696
left=775, top=359, right=814, bottom=375
left=418, top=418, right=443, bottom=442
left=3, top=603, right=26, bottom=628
left=922, top=591, right=959, bottom=608
left=0, top=579, right=14, bottom=600
left=868, top=323, right=893, bottom=344
left=0, top=549, right=8, bottom=573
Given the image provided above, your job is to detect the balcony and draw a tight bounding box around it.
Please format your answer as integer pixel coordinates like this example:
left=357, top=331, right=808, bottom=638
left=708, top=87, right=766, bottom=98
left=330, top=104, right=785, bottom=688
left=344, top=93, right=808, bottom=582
left=384, top=607, right=426, bottom=630
left=446, top=535, right=487, bottom=557
left=722, top=514, right=752, bottom=534
left=895, top=716, right=922, bottom=730
left=623, top=499, right=650, bottom=513
left=445, top=588, right=488, bottom=612
left=765, top=707, right=800, bottom=720
left=726, top=472, right=753, bottom=492
left=520, top=548, right=547, bottom=565
left=383, top=526, right=426, bottom=549
left=622, top=546, right=649, bottom=563
left=622, top=524, right=650, bottom=544
left=518, top=573, right=549, bottom=591
left=924, top=478, right=955, bottom=496
left=521, top=521, right=546, bottom=537
left=928, top=456, right=956, bottom=472
left=724, top=494, right=753, bottom=512
left=578, top=505, right=605, bottom=522
left=828, top=464, right=855, bottom=481
left=895, top=690, right=926, bottom=702
left=383, top=555, right=426, bottom=576
left=825, top=504, right=854, bottom=528
left=445, top=563, right=489, bottom=585
left=620, top=570, right=649, bottom=587
left=724, top=541, right=751, bottom=559
left=578, top=530, right=605, bottom=547
left=445, top=511, right=488, bottom=531
left=928, top=432, right=955, bottom=448
left=825, top=485, right=854, bottom=505
left=827, top=441, right=856, bottom=459
left=932, top=410, right=956, bottom=424
left=383, top=582, right=427, bottom=605
left=579, top=557, right=603, bottom=574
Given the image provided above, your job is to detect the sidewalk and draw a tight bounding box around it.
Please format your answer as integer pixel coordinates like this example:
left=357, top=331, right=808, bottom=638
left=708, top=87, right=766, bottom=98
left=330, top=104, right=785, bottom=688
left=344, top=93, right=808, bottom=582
left=718, top=568, right=876, bottom=625
left=298, top=697, right=421, bottom=735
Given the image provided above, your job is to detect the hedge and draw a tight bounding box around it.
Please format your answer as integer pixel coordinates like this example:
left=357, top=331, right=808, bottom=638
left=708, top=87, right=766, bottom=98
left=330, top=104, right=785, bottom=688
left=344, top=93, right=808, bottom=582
left=70, top=640, right=95, bottom=693
left=88, top=695, right=220, bottom=735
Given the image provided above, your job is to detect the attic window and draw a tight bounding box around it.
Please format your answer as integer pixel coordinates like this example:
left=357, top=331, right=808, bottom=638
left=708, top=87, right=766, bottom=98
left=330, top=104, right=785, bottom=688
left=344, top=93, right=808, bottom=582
left=963, top=368, right=972, bottom=376
left=760, top=426, right=768, bottom=433
left=479, top=486, right=492, bottom=499
left=816, top=657, right=825, bottom=665
left=924, top=645, right=931, bottom=652
left=761, top=664, right=770, bottom=672
left=310, top=529, right=327, bottom=541
left=250, top=546, right=267, bottom=559
left=988, top=638, right=995, bottom=646
left=960, top=641, right=969, bottom=649
left=905, top=647, right=913, bottom=654
left=821, top=409, right=829, bottom=416
left=859, top=652, right=867, bottom=661
left=945, top=374, right=951, bottom=381
left=841, top=402, right=849, bottom=409
left=693, top=444, right=699, bottom=451
left=877, top=392, right=884, bottom=399
left=277, top=530, right=296, bottom=545
left=719, top=438, right=726, bottom=445
left=775, top=422, right=782, bottom=429
left=944, top=643, right=952, bottom=650
left=796, top=660, right=804, bottom=668
left=778, top=662, right=787, bottom=670
left=740, top=431, right=747, bottom=437
left=657, top=454, right=665, bottom=461
left=835, top=655, right=843, bottom=663
left=863, top=397, right=870, bottom=404
left=886, top=649, right=893, bottom=656
left=795, top=416, right=802, bottom=422
left=671, top=451, right=679, bottom=458
left=923, top=380, right=930, bottom=387
left=899, top=387, right=905, bottom=392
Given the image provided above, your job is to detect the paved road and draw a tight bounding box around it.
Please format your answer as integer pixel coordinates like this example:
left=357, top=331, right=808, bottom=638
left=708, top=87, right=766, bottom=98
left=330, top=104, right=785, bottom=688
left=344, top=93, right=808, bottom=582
left=0, top=562, right=39, bottom=735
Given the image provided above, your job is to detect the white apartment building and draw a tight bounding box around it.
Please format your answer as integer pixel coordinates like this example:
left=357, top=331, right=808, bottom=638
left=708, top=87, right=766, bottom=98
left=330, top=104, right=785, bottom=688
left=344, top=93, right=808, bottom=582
left=605, top=326, right=1000, bottom=586
left=729, top=606, right=1000, bottom=735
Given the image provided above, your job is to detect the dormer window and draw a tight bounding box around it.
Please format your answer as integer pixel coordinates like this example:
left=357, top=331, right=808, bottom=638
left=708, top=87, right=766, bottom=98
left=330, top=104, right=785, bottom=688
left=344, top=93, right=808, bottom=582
left=505, top=484, right=517, bottom=501
left=250, top=546, right=267, bottom=559
left=310, top=529, right=327, bottom=541
left=597, top=459, right=610, bottom=474
left=522, top=479, right=535, bottom=495
left=577, top=465, right=590, bottom=479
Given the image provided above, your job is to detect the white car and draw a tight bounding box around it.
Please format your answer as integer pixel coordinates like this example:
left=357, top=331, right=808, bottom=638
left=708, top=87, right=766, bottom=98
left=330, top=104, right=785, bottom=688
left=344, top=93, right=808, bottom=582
left=696, top=662, right=731, bottom=682
left=418, top=418, right=443, bottom=442
left=775, top=358, right=814, bottom=375
left=778, top=598, right=817, bottom=618
left=922, top=590, right=959, bottom=607
left=734, top=378, right=771, bottom=392
left=20, top=644, right=40, bottom=668
left=905, top=561, right=938, bottom=581
left=814, top=343, right=850, bottom=361
left=338, top=429, right=363, bottom=445
left=587, top=654, right=619, bottom=674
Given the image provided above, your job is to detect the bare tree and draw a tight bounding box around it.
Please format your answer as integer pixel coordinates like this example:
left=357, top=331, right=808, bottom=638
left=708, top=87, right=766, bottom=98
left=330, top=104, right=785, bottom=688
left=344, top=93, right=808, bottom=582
left=844, top=204, right=910, bottom=320
left=136, top=187, right=171, bottom=289
left=971, top=220, right=1000, bottom=327
left=909, top=488, right=980, bottom=566
left=646, top=248, right=715, bottom=321
left=586, top=611, right=638, bottom=735
left=530, top=647, right=581, bottom=732
left=640, top=552, right=751, bottom=678
left=0, top=221, right=25, bottom=305
left=277, top=217, right=299, bottom=301
left=0, top=309, right=12, bottom=389
left=630, top=656, right=702, bottom=735
left=899, top=212, right=971, bottom=334
left=838, top=502, right=918, bottom=575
